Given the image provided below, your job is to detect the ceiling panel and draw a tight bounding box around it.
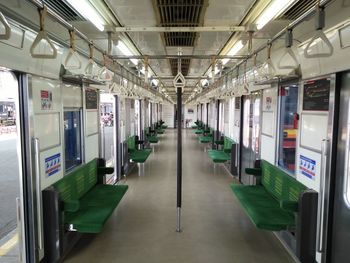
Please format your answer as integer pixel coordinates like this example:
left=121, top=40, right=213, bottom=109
left=203, top=0, right=255, bottom=26
left=106, top=0, right=157, bottom=26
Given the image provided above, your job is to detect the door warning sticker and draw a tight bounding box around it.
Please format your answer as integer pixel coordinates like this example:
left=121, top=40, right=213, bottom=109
left=299, top=155, right=316, bottom=180
left=45, top=153, right=61, bottom=177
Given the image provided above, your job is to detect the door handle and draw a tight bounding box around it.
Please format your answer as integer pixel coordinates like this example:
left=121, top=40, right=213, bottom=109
left=317, top=138, right=329, bottom=252
left=33, top=138, right=43, bottom=250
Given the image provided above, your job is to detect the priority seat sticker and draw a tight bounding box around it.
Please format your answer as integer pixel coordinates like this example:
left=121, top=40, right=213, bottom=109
left=299, top=155, right=316, bottom=180
left=45, top=153, right=61, bottom=177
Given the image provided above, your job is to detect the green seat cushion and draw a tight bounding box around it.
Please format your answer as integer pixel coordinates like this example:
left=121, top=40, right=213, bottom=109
left=199, top=136, right=212, bottom=143
left=65, top=184, right=128, bottom=233
left=147, top=136, right=159, bottom=143
left=65, top=205, right=115, bottom=233
left=231, top=184, right=295, bottom=231
left=80, top=184, right=128, bottom=208
left=207, top=150, right=230, bottom=162
left=194, top=129, right=204, bottom=134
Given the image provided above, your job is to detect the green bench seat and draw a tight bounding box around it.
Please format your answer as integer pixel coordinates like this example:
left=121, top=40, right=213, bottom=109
left=198, top=129, right=213, bottom=143
left=53, top=159, right=128, bottom=233
left=126, top=136, right=151, bottom=163
left=156, top=128, right=164, bottom=134
left=207, top=136, right=235, bottom=163
left=145, top=128, right=159, bottom=143
left=194, top=129, right=204, bottom=134
left=230, top=160, right=307, bottom=231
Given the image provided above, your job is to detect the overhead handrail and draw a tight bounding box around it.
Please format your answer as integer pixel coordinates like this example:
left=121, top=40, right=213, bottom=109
left=84, top=43, right=97, bottom=77
left=278, top=29, right=299, bottom=70
left=30, top=6, right=57, bottom=59
left=0, top=11, right=11, bottom=40
left=304, top=4, right=333, bottom=58
left=64, top=29, right=82, bottom=70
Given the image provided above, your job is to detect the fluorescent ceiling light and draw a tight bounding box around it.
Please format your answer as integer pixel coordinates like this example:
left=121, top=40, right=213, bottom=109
left=116, top=41, right=138, bottom=66
left=222, top=40, right=244, bottom=65
left=65, top=0, right=105, bottom=31
left=152, top=79, right=159, bottom=86
left=256, top=0, right=297, bottom=30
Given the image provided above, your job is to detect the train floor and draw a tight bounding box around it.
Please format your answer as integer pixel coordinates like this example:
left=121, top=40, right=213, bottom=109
left=65, top=129, right=295, bottom=263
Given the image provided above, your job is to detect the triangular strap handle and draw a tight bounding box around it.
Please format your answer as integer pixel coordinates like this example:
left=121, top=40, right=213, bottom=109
left=30, top=30, right=57, bottom=59
left=84, top=58, right=96, bottom=77
left=278, top=47, right=299, bottom=70
left=0, top=12, right=11, bottom=40
left=98, top=66, right=113, bottom=81
left=64, top=48, right=82, bottom=70
left=304, top=30, right=334, bottom=58
left=261, top=59, right=276, bottom=78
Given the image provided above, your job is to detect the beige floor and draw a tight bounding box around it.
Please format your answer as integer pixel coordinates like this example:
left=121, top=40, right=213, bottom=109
left=65, top=129, right=295, bottom=263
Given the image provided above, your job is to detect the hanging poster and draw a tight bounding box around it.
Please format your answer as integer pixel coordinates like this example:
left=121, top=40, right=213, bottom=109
left=299, top=155, right=316, bottom=180
left=41, top=90, right=52, bottom=110
left=85, top=89, right=98, bottom=109
left=303, top=78, right=330, bottom=111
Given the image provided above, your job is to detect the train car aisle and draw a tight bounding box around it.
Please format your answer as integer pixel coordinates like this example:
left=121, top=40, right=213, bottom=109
left=65, top=129, right=294, bottom=263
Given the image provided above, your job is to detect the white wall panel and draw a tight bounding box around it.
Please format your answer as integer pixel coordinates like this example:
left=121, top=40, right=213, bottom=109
left=260, top=87, right=277, bottom=164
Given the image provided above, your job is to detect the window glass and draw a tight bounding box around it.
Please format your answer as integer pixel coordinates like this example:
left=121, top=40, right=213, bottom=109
left=64, top=110, right=82, bottom=171
left=278, top=85, right=299, bottom=173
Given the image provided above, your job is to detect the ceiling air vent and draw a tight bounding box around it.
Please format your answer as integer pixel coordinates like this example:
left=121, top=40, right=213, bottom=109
left=279, top=0, right=318, bottom=21
left=43, top=0, right=86, bottom=22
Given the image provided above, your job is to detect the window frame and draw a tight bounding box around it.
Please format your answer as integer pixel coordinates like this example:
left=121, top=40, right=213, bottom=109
left=277, top=83, right=300, bottom=176
left=63, top=107, right=83, bottom=173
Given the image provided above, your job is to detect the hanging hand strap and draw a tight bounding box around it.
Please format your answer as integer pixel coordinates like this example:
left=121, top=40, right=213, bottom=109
left=278, top=29, right=299, bottom=69
left=304, top=5, right=333, bottom=58
left=30, top=6, right=57, bottom=59
left=64, top=29, right=82, bottom=70
left=0, top=12, right=11, bottom=40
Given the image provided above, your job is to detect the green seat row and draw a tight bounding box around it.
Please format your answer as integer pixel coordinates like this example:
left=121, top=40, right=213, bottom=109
left=198, top=129, right=213, bottom=143
left=53, top=159, right=128, bottom=233
left=192, top=120, right=203, bottom=129
left=207, top=136, right=235, bottom=163
left=231, top=160, right=307, bottom=231
left=126, top=136, right=152, bottom=163
left=145, top=127, right=160, bottom=143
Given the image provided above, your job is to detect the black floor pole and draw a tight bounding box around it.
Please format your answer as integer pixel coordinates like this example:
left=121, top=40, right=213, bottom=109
left=176, top=87, right=182, bottom=232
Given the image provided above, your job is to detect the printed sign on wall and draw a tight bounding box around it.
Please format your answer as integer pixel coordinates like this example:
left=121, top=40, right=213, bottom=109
left=41, top=90, right=52, bottom=110
left=299, top=155, right=316, bottom=180
left=45, top=153, right=61, bottom=177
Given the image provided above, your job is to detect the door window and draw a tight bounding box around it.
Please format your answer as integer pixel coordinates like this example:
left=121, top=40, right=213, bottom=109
left=278, top=85, right=299, bottom=173
left=64, top=110, right=82, bottom=171
left=0, top=71, right=21, bottom=260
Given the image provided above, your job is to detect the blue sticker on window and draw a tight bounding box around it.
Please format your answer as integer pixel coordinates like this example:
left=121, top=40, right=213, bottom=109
left=299, top=155, right=316, bottom=180
left=45, top=153, right=61, bottom=177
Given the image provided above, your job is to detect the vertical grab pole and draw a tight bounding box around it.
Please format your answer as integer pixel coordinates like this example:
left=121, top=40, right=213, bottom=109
left=176, top=87, right=182, bottom=232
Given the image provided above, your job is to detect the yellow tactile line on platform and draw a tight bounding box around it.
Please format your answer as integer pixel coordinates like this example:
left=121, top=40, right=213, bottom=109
left=0, top=234, right=18, bottom=256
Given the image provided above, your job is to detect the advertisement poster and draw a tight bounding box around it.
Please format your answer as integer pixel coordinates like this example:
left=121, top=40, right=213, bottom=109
left=41, top=90, right=52, bottom=110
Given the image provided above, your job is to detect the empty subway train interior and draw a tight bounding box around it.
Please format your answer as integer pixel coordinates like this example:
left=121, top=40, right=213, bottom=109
left=1, top=0, right=350, bottom=262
